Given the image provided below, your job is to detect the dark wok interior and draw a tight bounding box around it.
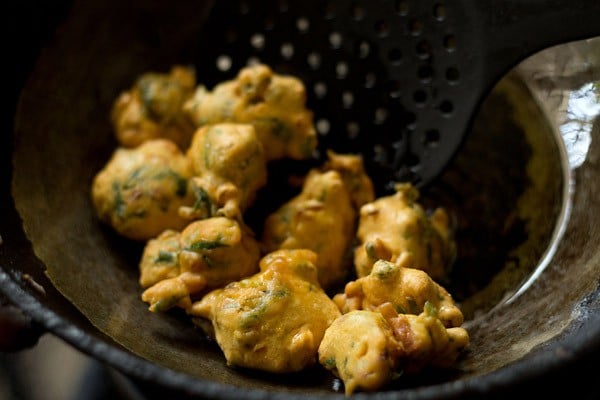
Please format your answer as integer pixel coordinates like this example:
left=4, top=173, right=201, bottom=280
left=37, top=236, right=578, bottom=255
left=2, top=1, right=600, bottom=399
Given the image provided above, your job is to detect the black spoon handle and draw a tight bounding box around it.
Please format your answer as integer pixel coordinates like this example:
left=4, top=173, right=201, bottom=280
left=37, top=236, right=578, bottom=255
left=475, top=0, right=600, bottom=86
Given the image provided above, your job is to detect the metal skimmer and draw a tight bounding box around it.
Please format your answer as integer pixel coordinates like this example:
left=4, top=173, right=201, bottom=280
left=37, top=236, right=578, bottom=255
left=193, top=0, right=600, bottom=190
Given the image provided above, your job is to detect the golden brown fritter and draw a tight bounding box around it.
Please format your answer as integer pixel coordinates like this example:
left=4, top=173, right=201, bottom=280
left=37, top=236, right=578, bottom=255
left=333, top=255, right=464, bottom=328
left=318, top=310, right=403, bottom=395
left=354, top=183, right=455, bottom=280
left=181, top=123, right=267, bottom=221
left=319, top=304, right=469, bottom=395
left=140, top=216, right=261, bottom=312
left=138, top=229, right=182, bottom=288
left=183, top=64, right=317, bottom=161
left=91, top=139, right=194, bottom=241
left=111, top=65, right=197, bottom=149
left=321, top=150, right=375, bottom=211
left=188, top=249, right=341, bottom=373
left=379, top=302, right=469, bottom=375
left=261, top=169, right=355, bottom=290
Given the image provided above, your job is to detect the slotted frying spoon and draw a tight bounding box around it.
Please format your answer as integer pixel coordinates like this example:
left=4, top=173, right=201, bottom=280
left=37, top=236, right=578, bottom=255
left=193, top=0, right=600, bottom=189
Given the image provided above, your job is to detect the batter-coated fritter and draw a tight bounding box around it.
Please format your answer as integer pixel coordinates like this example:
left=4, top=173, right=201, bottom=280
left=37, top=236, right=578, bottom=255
left=354, top=183, right=455, bottom=280
left=321, top=150, right=375, bottom=211
left=181, top=123, right=267, bottom=220
left=189, top=249, right=341, bottom=373
left=319, top=310, right=403, bottom=395
left=91, top=139, right=194, bottom=241
left=140, top=216, right=261, bottom=312
left=138, top=229, right=182, bottom=288
left=111, top=65, right=197, bottom=149
left=379, top=303, right=469, bottom=375
left=334, top=256, right=464, bottom=328
left=183, top=64, right=317, bottom=161
left=319, top=305, right=469, bottom=395
left=261, top=169, right=355, bottom=290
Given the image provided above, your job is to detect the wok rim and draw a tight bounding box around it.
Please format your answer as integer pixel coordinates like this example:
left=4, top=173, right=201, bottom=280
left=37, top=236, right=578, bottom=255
left=1, top=246, right=599, bottom=400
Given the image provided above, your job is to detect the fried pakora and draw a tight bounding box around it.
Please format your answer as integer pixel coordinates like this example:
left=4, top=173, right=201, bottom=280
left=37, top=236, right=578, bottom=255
left=111, top=65, right=197, bottom=149
left=140, top=216, right=260, bottom=312
left=184, top=64, right=317, bottom=161
left=181, top=123, right=267, bottom=221
left=319, top=309, right=403, bottom=395
left=261, top=169, right=355, bottom=290
left=189, top=249, right=341, bottom=373
left=354, top=183, right=455, bottom=280
left=333, top=255, right=464, bottom=328
left=379, top=302, right=469, bottom=375
left=91, top=139, right=194, bottom=241
left=321, top=150, right=375, bottom=211
left=319, top=304, right=469, bottom=395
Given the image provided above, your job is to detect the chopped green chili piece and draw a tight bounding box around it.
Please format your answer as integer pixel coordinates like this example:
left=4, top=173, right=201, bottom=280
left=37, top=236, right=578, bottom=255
left=155, top=250, right=176, bottom=264
left=192, top=185, right=216, bottom=216
left=424, top=300, right=438, bottom=317
left=375, top=262, right=394, bottom=280
left=123, top=167, right=145, bottom=189
left=186, top=239, right=228, bottom=251
left=201, top=254, right=216, bottom=268
left=272, top=288, right=289, bottom=298
left=323, top=357, right=336, bottom=368
left=365, top=241, right=378, bottom=261
left=256, top=118, right=291, bottom=141
left=152, top=169, right=188, bottom=197
left=239, top=303, right=268, bottom=329
left=113, top=181, right=126, bottom=219
left=152, top=294, right=185, bottom=312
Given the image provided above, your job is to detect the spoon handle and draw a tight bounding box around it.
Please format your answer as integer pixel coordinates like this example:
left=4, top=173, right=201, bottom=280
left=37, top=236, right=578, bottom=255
left=475, top=0, right=600, bottom=84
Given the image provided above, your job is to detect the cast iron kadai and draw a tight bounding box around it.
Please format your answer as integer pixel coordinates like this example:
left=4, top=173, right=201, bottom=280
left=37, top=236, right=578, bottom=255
left=2, top=0, right=600, bottom=399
